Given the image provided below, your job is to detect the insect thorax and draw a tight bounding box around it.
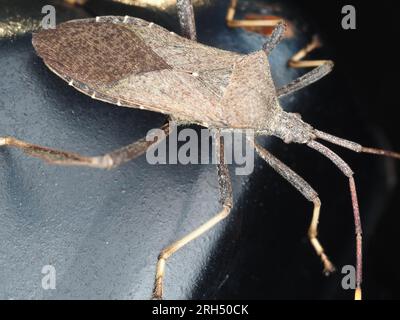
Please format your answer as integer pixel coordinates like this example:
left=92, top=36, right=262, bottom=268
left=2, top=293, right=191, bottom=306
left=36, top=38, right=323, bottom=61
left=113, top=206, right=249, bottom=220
left=269, top=112, right=315, bottom=144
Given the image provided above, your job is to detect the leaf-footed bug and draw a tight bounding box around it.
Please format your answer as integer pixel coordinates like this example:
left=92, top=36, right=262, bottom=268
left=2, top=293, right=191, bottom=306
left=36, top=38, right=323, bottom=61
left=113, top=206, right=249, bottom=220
left=1, top=0, right=399, bottom=300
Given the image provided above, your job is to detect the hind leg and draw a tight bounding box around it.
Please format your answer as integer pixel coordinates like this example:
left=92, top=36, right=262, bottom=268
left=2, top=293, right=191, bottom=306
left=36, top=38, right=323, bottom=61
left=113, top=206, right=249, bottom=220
left=0, top=123, right=170, bottom=169
left=152, top=131, right=233, bottom=299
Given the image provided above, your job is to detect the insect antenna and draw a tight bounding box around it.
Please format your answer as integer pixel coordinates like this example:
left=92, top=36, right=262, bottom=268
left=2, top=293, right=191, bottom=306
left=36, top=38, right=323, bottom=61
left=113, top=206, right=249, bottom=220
left=314, top=129, right=400, bottom=159
left=306, top=139, right=363, bottom=300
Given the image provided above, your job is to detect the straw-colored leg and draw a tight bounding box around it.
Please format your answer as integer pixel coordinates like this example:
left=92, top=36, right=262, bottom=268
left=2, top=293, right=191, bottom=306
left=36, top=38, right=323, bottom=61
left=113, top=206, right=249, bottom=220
left=152, top=132, right=233, bottom=299
left=226, top=0, right=282, bottom=28
left=288, top=35, right=330, bottom=68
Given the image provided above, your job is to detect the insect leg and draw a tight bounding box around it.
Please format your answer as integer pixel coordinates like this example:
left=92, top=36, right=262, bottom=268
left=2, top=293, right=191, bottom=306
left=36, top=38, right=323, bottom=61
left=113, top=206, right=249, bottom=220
left=288, top=36, right=331, bottom=68
left=276, top=60, right=334, bottom=98
left=226, top=0, right=281, bottom=28
left=251, top=141, right=336, bottom=277
left=263, top=22, right=287, bottom=56
left=314, top=129, right=400, bottom=159
left=0, top=122, right=170, bottom=169
left=176, top=0, right=197, bottom=41
left=64, top=0, right=88, bottom=5
left=152, top=131, right=233, bottom=299
left=307, top=140, right=362, bottom=300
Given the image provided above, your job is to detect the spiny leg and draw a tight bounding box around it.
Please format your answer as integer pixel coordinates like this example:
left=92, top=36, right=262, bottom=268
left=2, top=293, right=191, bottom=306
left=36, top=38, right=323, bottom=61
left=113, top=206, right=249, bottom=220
left=277, top=60, right=334, bottom=98
left=0, top=122, right=170, bottom=169
left=251, top=141, right=335, bottom=276
left=307, top=140, right=362, bottom=300
left=152, top=131, right=233, bottom=299
left=176, top=0, right=197, bottom=40
left=226, top=0, right=281, bottom=28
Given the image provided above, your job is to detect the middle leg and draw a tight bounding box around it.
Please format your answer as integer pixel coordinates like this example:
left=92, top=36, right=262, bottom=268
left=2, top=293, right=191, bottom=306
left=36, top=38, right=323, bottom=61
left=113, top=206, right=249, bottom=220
left=152, top=131, right=233, bottom=299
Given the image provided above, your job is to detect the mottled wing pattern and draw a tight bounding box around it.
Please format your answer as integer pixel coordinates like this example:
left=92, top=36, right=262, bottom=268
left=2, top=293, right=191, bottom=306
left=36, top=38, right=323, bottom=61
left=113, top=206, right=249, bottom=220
left=32, top=16, right=242, bottom=127
left=32, top=21, right=170, bottom=87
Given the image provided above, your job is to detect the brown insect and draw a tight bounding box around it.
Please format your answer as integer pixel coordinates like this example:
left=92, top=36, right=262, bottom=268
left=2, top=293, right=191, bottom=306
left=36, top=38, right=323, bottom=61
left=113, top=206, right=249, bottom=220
left=1, top=1, right=399, bottom=300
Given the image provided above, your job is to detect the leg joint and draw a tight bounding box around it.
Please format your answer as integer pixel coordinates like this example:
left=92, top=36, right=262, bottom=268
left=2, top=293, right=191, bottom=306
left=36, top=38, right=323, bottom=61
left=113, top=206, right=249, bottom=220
left=312, top=196, right=321, bottom=207
left=0, top=136, right=10, bottom=146
left=158, top=250, right=170, bottom=261
left=91, top=154, right=115, bottom=169
left=220, top=204, right=232, bottom=219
